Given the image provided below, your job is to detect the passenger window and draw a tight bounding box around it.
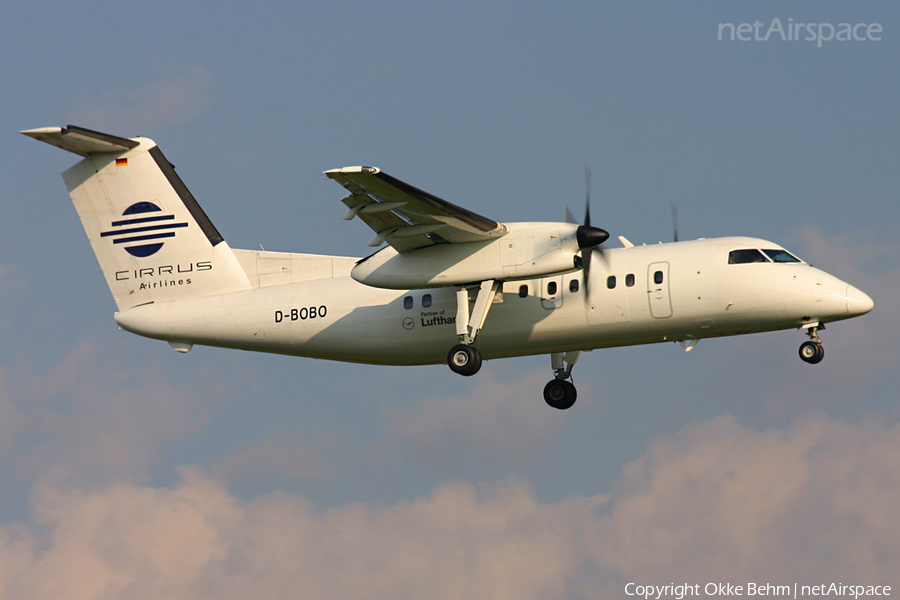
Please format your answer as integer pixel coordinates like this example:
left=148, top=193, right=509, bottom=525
left=569, top=279, right=579, bottom=293
left=403, top=296, right=413, bottom=309
left=422, top=294, right=432, bottom=308
left=728, top=249, right=770, bottom=264
left=607, top=275, right=616, bottom=289
left=626, top=273, right=635, bottom=287
left=519, top=284, right=528, bottom=298
left=654, top=271, right=664, bottom=285
left=547, top=281, right=557, bottom=296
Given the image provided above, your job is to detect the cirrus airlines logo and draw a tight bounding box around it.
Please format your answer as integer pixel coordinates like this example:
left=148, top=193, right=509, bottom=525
left=100, top=202, right=188, bottom=257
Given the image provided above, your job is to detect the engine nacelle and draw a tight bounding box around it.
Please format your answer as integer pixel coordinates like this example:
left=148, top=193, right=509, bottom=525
left=351, top=222, right=581, bottom=289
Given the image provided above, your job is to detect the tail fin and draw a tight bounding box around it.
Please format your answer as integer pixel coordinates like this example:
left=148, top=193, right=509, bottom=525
left=22, top=125, right=251, bottom=310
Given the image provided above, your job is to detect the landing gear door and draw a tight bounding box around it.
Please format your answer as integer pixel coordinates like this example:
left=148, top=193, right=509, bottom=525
left=648, top=262, right=672, bottom=318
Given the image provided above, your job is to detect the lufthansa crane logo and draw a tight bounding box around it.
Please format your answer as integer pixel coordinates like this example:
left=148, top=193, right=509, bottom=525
left=100, top=202, right=188, bottom=257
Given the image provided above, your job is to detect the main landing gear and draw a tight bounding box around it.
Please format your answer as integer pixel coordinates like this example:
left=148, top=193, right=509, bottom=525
left=444, top=280, right=582, bottom=410
left=447, top=344, right=482, bottom=376
left=543, top=351, right=580, bottom=410
left=799, top=323, right=825, bottom=365
left=446, top=280, right=500, bottom=377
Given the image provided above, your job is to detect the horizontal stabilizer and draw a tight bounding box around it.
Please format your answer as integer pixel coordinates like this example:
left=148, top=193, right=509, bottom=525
left=21, top=125, right=139, bottom=156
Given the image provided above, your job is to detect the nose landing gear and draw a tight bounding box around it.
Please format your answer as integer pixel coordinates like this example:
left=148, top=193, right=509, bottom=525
left=799, top=323, right=825, bottom=364
left=543, top=351, right=580, bottom=410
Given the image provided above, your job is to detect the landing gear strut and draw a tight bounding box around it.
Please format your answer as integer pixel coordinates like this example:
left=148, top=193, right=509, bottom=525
left=799, top=323, right=825, bottom=364
left=543, top=351, right=580, bottom=410
left=445, top=280, right=500, bottom=377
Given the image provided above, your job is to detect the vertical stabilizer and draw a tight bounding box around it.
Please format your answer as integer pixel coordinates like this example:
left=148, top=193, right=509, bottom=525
left=23, top=126, right=251, bottom=310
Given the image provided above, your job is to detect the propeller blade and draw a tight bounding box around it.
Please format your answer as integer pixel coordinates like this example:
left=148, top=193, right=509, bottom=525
left=584, top=164, right=592, bottom=227
left=582, top=245, right=592, bottom=304
left=577, top=164, right=608, bottom=248
left=564, top=204, right=578, bottom=224
left=671, top=202, right=679, bottom=243
left=574, top=163, right=611, bottom=305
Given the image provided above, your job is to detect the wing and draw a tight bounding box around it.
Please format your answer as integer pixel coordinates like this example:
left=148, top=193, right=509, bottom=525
left=324, top=166, right=508, bottom=252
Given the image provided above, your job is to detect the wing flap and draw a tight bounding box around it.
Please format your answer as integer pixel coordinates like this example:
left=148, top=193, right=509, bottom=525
left=325, top=166, right=507, bottom=252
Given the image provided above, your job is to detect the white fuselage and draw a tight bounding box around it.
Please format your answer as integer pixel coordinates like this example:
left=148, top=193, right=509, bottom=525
left=113, top=236, right=872, bottom=365
left=21, top=127, right=873, bottom=383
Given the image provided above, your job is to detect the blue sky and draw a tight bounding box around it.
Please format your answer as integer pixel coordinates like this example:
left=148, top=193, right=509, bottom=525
left=1, top=1, right=899, bottom=597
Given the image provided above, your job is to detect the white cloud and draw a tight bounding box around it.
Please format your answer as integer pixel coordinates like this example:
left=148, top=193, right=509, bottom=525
left=0, top=369, right=29, bottom=459
left=591, top=414, right=900, bottom=583
left=3, top=343, right=227, bottom=489
left=384, top=371, right=569, bottom=471
left=211, top=429, right=329, bottom=484
left=68, top=63, right=214, bottom=133
left=2, top=414, right=898, bottom=599
left=794, top=226, right=900, bottom=285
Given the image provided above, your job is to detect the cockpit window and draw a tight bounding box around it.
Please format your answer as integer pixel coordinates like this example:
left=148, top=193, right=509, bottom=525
left=762, top=249, right=801, bottom=263
left=728, top=249, right=770, bottom=264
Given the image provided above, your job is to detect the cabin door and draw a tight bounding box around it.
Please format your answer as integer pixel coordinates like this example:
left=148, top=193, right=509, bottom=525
left=647, top=262, right=673, bottom=318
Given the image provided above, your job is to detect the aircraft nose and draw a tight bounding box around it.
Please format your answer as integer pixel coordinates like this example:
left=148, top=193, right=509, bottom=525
left=845, top=284, right=875, bottom=317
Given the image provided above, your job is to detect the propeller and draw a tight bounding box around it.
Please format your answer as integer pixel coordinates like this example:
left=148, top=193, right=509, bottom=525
left=671, top=202, right=679, bottom=243
left=575, top=164, right=610, bottom=303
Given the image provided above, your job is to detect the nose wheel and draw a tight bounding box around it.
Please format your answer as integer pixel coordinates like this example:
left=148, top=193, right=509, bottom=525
left=799, top=323, right=825, bottom=364
left=799, top=341, right=824, bottom=364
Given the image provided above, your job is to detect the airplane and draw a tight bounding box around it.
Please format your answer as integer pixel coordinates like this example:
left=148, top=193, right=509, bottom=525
left=22, top=125, right=874, bottom=410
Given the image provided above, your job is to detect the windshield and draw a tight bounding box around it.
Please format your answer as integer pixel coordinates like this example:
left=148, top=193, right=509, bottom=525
left=762, top=249, right=801, bottom=263
left=728, top=249, right=769, bottom=264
